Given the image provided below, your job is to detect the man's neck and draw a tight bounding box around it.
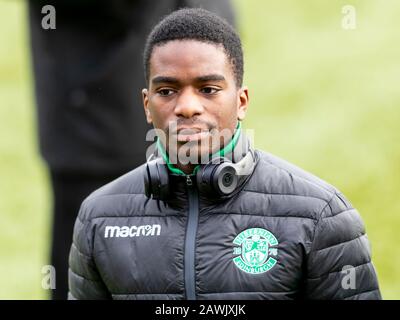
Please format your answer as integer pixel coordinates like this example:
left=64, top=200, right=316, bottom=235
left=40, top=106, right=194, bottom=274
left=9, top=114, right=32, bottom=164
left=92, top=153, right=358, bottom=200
left=175, top=162, right=198, bottom=175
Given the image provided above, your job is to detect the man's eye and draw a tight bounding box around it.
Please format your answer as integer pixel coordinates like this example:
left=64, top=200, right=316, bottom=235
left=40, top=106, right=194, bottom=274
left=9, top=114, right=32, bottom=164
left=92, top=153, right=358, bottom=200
left=200, top=87, right=220, bottom=95
left=157, top=89, right=175, bottom=96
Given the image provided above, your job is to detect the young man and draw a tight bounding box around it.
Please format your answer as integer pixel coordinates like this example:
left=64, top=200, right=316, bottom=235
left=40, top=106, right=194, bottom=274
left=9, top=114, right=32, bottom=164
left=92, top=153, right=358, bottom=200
left=68, top=8, right=381, bottom=300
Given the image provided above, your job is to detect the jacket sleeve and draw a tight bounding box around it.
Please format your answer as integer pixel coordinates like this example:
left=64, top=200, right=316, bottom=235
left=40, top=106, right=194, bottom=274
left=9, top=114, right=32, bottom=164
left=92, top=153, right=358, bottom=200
left=304, top=192, right=382, bottom=300
left=68, top=201, right=110, bottom=300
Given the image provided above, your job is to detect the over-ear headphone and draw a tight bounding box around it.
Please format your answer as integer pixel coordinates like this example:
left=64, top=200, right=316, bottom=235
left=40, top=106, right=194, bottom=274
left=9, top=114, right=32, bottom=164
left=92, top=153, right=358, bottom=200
left=144, top=141, right=256, bottom=201
left=144, top=155, right=170, bottom=201
left=195, top=150, right=255, bottom=197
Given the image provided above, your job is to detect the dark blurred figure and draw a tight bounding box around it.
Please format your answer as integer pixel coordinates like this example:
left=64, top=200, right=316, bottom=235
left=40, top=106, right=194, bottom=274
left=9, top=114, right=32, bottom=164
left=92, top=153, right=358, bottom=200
left=27, top=0, right=236, bottom=300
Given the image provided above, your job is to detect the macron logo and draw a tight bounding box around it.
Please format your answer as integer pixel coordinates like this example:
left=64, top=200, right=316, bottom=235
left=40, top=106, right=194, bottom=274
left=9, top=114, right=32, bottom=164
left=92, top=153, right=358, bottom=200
left=104, top=224, right=161, bottom=238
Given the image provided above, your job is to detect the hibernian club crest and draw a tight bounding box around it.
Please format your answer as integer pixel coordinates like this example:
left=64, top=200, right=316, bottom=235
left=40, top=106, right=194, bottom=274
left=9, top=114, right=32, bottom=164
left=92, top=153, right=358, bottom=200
left=232, top=228, right=278, bottom=274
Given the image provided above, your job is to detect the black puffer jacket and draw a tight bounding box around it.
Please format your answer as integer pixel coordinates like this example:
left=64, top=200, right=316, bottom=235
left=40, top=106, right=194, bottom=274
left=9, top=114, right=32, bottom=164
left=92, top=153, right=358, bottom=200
left=68, top=135, right=381, bottom=300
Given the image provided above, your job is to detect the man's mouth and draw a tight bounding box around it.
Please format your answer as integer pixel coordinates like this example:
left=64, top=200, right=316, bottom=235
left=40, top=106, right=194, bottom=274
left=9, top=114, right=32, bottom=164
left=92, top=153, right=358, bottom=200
left=175, top=128, right=211, bottom=142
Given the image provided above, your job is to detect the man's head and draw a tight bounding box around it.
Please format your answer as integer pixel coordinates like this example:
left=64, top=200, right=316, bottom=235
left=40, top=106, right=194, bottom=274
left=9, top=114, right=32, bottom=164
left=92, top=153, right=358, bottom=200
left=142, top=8, right=249, bottom=173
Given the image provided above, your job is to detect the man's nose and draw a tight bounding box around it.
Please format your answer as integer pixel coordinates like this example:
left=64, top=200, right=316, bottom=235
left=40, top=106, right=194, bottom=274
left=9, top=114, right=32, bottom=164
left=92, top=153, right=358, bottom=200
left=174, top=88, right=204, bottom=118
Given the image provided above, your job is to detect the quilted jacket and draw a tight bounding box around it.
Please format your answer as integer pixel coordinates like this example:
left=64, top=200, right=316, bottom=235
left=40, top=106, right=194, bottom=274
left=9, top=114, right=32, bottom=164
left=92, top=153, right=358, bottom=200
left=68, top=134, right=381, bottom=300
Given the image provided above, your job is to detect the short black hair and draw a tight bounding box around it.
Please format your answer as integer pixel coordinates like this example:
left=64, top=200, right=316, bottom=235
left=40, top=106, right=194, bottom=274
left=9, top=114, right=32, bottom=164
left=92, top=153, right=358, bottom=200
left=143, top=8, right=243, bottom=87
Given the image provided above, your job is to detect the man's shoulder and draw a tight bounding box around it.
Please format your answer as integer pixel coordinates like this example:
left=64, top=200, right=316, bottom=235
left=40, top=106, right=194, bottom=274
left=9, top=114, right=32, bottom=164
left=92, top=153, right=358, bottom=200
left=78, top=163, right=148, bottom=221
left=245, top=150, right=353, bottom=218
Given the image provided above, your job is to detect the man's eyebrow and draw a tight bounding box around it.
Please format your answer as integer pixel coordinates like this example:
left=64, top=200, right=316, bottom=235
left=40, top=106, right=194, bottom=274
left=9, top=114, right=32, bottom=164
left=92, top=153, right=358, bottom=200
left=151, top=76, right=179, bottom=85
left=151, top=74, right=226, bottom=85
left=196, top=74, right=226, bottom=82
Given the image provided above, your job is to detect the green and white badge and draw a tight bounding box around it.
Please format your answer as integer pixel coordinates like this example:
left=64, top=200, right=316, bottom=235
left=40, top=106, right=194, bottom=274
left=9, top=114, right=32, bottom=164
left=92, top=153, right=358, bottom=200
left=232, top=228, right=278, bottom=274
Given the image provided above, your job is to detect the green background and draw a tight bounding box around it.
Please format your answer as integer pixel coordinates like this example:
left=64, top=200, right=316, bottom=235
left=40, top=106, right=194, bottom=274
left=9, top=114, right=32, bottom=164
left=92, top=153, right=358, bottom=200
left=0, top=0, right=399, bottom=299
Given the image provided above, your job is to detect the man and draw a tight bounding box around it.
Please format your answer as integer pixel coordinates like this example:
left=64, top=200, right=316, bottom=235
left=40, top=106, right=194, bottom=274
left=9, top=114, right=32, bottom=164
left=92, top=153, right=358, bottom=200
left=28, top=0, right=235, bottom=299
left=68, top=8, right=381, bottom=299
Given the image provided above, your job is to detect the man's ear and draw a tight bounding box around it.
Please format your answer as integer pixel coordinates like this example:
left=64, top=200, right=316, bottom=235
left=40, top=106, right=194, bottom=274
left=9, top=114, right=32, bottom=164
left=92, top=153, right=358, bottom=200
left=237, top=86, right=249, bottom=121
left=142, top=88, right=152, bottom=124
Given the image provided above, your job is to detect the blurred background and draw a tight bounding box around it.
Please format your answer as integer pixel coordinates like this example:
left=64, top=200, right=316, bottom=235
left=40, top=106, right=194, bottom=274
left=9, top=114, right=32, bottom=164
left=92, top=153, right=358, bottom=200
left=0, top=0, right=399, bottom=299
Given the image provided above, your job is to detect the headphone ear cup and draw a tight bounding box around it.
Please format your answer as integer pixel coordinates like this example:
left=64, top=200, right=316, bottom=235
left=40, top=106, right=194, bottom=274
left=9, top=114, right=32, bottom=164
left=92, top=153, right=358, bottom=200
left=197, top=158, right=239, bottom=197
left=213, top=163, right=238, bottom=196
left=145, top=158, right=169, bottom=200
left=196, top=162, right=218, bottom=195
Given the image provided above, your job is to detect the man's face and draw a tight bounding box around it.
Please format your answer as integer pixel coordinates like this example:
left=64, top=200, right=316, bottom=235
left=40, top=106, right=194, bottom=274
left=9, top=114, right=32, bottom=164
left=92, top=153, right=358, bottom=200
left=143, top=40, right=248, bottom=164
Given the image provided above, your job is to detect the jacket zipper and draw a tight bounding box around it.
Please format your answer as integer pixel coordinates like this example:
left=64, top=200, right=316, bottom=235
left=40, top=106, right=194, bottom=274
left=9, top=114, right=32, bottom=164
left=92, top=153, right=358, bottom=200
left=184, top=175, right=199, bottom=300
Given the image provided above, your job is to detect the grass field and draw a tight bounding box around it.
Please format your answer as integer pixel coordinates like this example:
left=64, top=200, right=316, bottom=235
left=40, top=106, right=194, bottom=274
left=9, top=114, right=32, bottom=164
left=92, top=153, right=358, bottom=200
left=0, top=1, right=399, bottom=299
